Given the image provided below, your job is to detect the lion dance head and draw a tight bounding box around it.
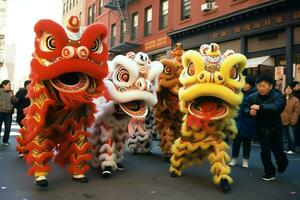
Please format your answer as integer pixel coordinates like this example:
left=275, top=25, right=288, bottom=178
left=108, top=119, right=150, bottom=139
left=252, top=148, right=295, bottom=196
left=169, top=43, right=246, bottom=193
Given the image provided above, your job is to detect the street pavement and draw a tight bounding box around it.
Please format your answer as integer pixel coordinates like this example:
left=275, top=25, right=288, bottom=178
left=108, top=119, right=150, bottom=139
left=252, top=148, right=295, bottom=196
left=0, top=131, right=299, bottom=200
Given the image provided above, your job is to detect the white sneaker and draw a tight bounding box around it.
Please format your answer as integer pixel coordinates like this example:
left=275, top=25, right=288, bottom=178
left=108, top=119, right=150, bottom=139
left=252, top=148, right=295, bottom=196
left=229, top=158, right=237, bottom=166
left=287, top=150, right=295, bottom=155
left=242, top=159, right=249, bottom=168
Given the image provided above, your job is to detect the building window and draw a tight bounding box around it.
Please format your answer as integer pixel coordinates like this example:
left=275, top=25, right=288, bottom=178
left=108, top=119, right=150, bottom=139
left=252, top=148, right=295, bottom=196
left=181, top=0, right=191, bottom=20
left=69, top=0, right=72, bottom=10
left=159, top=0, right=168, bottom=30
left=131, top=12, right=138, bottom=40
left=120, top=21, right=126, bottom=43
left=76, top=0, right=78, bottom=4
left=63, top=3, right=66, bottom=15
left=111, top=24, right=117, bottom=47
left=88, top=4, right=96, bottom=25
left=73, top=0, right=75, bottom=7
left=98, top=0, right=103, bottom=16
left=144, top=6, right=152, bottom=35
left=66, top=0, right=69, bottom=12
left=79, top=12, right=82, bottom=23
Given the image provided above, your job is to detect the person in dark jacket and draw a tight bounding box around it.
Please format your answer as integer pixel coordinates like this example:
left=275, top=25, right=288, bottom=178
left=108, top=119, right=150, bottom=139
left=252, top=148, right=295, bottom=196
left=15, top=80, right=31, bottom=127
left=0, top=80, right=18, bottom=145
left=243, top=75, right=288, bottom=181
left=229, top=76, right=256, bottom=168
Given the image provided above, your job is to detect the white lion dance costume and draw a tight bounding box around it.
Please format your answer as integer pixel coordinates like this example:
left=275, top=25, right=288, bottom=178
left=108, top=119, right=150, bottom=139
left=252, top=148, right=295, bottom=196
left=169, top=43, right=246, bottom=192
left=89, top=52, right=163, bottom=177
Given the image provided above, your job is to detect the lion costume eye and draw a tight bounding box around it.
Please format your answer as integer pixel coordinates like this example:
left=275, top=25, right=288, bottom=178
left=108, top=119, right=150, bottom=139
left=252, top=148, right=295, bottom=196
left=39, top=33, right=57, bottom=52
left=187, top=62, right=195, bottom=76
left=163, top=65, right=172, bottom=75
left=116, top=68, right=129, bottom=82
left=46, top=36, right=56, bottom=50
left=91, top=39, right=103, bottom=53
left=230, top=65, right=240, bottom=80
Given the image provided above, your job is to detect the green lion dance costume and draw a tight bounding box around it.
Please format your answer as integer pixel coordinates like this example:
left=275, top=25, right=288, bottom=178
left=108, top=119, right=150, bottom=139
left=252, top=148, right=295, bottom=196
left=169, top=43, right=246, bottom=192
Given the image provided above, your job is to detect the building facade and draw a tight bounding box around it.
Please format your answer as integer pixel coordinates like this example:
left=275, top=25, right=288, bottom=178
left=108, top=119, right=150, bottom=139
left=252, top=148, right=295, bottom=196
left=80, top=0, right=300, bottom=86
left=169, top=0, right=300, bottom=87
left=0, top=0, right=7, bottom=81
left=62, top=0, right=85, bottom=24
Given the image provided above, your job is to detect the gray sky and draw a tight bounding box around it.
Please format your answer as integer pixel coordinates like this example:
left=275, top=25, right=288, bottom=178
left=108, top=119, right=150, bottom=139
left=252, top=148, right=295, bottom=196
left=6, top=0, right=62, bottom=81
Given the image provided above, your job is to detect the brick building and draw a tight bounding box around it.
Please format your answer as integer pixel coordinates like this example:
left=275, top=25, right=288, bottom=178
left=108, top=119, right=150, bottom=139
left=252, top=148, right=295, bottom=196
left=79, top=0, right=300, bottom=86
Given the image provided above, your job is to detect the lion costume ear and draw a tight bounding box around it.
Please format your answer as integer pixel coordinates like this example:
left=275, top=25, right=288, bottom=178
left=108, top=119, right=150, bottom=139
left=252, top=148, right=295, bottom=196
left=80, top=23, right=109, bottom=63
left=34, top=19, right=68, bottom=60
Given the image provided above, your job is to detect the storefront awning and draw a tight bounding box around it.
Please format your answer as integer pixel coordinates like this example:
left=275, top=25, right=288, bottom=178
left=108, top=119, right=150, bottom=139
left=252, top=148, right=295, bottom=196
left=246, top=56, right=274, bottom=68
left=109, top=42, right=140, bottom=53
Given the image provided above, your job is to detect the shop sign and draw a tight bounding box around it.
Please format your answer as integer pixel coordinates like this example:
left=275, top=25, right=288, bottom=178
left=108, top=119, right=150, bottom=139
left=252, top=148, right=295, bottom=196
left=208, top=13, right=290, bottom=41
left=144, top=36, right=168, bottom=51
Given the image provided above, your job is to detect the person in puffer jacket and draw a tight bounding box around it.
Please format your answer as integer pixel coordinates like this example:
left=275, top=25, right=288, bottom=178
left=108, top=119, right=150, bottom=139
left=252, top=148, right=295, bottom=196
left=280, top=85, right=300, bottom=154
left=243, top=75, right=288, bottom=182
left=0, top=80, right=18, bottom=145
left=229, top=76, right=256, bottom=168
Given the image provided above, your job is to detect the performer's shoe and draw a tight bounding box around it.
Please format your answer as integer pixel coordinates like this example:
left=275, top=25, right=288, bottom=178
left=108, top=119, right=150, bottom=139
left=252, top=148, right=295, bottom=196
left=170, top=172, right=178, bottom=177
left=277, top=159, right=289, bottom=173
left=116, top=163, right=124, bottom=171
left=165, top=155, right=171, bottom=162
left=220, top=178, right=231, bottom=193
left=35, top=176, right=48, bottom=188
left=72, top=174, right=88, bottom=183
left=102, top=166, right=112, bottom=178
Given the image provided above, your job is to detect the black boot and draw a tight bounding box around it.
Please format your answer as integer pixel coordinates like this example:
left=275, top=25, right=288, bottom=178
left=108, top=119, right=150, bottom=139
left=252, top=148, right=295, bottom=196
left=170, top=171, right=178, bottom=177
left=220, top=178, right=231, bottom=193
left=102, top=166, right=112, bottom=178
left=35, top=177, right=48, bottom=188
left=72, top=175, right=88, bottom=183
left=116, top=163, right=124, bottom=171
left=165, top=155, right=171, bottom=162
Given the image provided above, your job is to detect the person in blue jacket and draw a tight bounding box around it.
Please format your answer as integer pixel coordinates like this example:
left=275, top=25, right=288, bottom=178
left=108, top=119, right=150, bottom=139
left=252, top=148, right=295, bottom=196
left=242, top=75, right=288, bottom=181
left=229, top=76, right=256, bottom=168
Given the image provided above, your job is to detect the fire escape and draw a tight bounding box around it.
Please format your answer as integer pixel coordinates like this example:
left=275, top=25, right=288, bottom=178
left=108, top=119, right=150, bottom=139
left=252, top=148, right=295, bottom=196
left=105, top=0, right=140, bottom=53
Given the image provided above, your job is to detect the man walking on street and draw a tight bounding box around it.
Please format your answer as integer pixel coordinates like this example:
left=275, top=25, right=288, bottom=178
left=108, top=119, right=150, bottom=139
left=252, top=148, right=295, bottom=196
left=243, top=75, right=288, bottom=181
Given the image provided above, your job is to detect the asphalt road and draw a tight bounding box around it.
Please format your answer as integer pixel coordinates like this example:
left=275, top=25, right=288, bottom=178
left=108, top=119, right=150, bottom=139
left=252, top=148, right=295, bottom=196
left=0, top=137, right=299, bottom=200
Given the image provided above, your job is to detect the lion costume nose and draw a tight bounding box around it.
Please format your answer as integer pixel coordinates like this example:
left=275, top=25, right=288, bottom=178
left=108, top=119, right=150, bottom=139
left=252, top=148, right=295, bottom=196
left=198, top=71, right=224, bottom=84
left=61, top=46, right=89, bottom=59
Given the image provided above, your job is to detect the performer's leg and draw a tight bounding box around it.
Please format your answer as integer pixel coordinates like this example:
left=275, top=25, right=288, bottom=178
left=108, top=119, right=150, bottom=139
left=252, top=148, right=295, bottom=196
left=208, top=140, right=232, bottom=193
left=68, top=129, right=91, bottom=183
left=169, top=137, right=187, bottom=177
left=97, top=125, right=116, bottom=177
left=114, top=129, right=128, bottom=170
left=26, top=134, right=54, bottom=187
left=160, top=125, right=175, bottom=160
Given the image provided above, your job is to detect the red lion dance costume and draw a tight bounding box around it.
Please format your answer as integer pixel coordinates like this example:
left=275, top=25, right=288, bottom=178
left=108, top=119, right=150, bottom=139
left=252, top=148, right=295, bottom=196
left=153, top=43, right=183, bottom=160
left=16, top=16, right=108, bottom=187
left=169, top=43, right=246, bottom=192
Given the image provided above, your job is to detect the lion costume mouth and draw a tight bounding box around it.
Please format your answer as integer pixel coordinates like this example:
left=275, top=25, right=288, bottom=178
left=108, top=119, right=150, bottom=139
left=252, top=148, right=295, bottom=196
left=119, top=100, right=148, bottom=118
left=188, top=96, right=228, bottom=120
left=50, top=72, right=90, bottom=92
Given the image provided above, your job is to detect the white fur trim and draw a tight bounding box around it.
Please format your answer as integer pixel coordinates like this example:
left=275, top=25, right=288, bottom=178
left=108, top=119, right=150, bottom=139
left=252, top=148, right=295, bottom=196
left=147, top=61, right=163, bottom=81
left=104, top=80, right=157, bottom=106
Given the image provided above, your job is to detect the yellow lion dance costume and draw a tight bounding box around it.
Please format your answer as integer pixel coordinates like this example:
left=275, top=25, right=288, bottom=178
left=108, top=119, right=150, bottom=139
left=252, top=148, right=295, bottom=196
left=169, top=43, right=246, bottom=193
left=153, top=43, right=183, bottom=160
